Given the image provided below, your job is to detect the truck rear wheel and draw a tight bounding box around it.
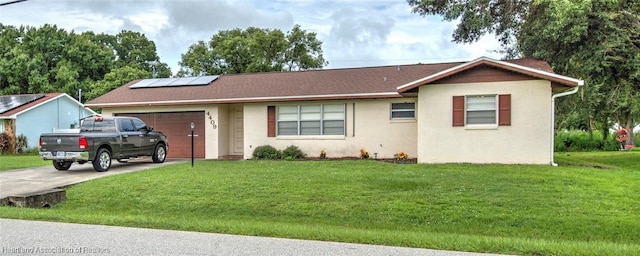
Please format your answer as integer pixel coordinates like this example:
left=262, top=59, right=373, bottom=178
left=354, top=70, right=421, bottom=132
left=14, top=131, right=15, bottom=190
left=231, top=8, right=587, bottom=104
left=93, top=148, right=112, bottom=172
left=152, top=143, right=167, bottom=163
left=52, top=161, right=72, bottom=171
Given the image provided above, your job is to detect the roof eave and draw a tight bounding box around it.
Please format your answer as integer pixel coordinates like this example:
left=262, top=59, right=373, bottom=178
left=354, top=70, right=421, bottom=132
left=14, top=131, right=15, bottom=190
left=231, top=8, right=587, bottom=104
left=84, top=92, right=403, bottom=108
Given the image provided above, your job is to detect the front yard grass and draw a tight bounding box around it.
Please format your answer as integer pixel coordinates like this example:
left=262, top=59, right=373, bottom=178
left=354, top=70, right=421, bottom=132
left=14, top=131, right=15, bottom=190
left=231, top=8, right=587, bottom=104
left=0, top=154, right=49, bottom=171
left=1, top=151, right=639, bottom=255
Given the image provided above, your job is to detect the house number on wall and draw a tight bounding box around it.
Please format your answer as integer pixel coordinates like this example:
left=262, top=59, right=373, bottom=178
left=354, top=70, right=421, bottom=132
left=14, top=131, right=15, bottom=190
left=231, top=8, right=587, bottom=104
left=206, top=111, right=217, bottom=129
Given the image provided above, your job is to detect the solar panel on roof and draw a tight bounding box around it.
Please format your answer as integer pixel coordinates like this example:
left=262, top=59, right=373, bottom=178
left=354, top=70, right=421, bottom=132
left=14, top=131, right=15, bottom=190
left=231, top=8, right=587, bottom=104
left=167, top=77, right=199, bottom=85
left=128, top=78, right=161, bottom=88
left=189, top=75, right=219, bottom=85
left=0, top=94, right=45, bottom=114
left=129, top=75, right=219, bottom=89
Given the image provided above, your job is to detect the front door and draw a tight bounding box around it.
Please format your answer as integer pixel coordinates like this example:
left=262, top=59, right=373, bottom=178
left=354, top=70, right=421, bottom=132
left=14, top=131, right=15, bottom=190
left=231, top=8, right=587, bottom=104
left=232, top=107, right=244, bottom=154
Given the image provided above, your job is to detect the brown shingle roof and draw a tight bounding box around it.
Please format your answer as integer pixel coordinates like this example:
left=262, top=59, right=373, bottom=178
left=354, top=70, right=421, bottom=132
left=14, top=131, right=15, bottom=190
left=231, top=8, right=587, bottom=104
left=86, top=57, right=577, bottom=108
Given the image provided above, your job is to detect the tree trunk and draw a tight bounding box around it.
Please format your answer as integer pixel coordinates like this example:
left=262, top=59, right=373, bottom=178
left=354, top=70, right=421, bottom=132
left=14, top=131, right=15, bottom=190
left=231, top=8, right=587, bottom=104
left=625, top=113, right=635, bottom=149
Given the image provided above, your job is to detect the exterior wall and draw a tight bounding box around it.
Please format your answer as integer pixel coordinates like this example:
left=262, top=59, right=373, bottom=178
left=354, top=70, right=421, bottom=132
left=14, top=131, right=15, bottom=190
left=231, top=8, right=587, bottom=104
left=217, top=104, right=230, bottom=157
left=243, top=99, right=418, bottom=159
left=417, top=80, right=552, bottom=164
left=16, top=96, right=93, bottom=149
left=102, top=105, right=220, bottom=159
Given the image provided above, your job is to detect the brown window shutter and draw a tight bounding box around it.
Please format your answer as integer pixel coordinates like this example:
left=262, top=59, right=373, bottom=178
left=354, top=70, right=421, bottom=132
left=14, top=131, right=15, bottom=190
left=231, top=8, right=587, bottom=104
left=452, top=96, right=464, bottom=126
left=498, top=94, right=511, bottom=126
left=267, top=106, right=276, bottom=137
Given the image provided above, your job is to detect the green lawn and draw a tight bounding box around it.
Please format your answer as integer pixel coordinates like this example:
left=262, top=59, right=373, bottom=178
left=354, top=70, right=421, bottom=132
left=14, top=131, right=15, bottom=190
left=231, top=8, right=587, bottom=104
left=0, top=154, right=49, bottom=171
left=1, top=151, right=639, bottom=255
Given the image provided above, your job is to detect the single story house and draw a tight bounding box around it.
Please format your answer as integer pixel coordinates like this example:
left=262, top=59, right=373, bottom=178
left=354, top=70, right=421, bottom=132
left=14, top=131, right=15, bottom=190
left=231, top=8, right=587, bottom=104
left=85, top=57, right=583, bottom=165
left=1, top=93, right=96, bottom=151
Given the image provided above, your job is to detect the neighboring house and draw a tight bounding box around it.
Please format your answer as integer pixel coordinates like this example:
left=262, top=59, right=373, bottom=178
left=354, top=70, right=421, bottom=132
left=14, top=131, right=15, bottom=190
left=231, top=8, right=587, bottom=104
left=0, top=93, right=96, bottom=151
left=85, top=57, right=583, bottom=165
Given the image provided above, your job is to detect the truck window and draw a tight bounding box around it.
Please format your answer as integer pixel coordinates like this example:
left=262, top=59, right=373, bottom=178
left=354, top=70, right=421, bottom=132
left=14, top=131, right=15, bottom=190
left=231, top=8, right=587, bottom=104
left=96, top=120, right=116, bottom=132
left=132, top=119, right=147, bottom=131
left=80, top=120, right=94, bottom=132
left=81, top=119, right=116, bottom=132
left=119, top=119, right=135, bottom=132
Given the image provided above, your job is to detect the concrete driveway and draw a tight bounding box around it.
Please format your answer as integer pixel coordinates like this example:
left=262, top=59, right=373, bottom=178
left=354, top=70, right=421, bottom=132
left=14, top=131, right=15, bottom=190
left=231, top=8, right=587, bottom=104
left=0, top=158, right=183, bottom=199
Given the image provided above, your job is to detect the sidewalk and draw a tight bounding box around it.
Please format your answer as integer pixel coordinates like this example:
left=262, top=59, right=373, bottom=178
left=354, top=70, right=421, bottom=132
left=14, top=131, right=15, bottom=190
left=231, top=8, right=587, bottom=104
left=0, top=218, right=509, bottom=256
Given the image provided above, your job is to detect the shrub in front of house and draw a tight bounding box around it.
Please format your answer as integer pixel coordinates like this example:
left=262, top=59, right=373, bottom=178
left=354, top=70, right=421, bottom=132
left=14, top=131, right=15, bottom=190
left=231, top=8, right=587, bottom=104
left=282, top=145, right=305, bottom=160
left=0, top=132, right=13, bottom=154
left=16, top=134, right=28, bottom=153
left=252, top=145, right=282, bottom=159
left=554, top=130, right=619, bottom=152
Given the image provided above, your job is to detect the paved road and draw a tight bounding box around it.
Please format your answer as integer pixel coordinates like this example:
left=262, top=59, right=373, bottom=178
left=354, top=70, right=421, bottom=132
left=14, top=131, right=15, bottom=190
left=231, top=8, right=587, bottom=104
left=0, top=159, right=183, bottom=199
left=0, top=219, right=506, bottom=256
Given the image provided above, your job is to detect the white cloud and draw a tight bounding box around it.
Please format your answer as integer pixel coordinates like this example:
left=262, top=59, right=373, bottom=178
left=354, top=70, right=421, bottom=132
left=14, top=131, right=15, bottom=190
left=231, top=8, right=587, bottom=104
left=0, top=0, right=504, bottom=74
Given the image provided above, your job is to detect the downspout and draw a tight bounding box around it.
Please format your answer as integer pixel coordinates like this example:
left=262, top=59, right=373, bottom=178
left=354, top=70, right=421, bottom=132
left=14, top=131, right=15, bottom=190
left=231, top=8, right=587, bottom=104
left=550, top=85, right=582, bottom=166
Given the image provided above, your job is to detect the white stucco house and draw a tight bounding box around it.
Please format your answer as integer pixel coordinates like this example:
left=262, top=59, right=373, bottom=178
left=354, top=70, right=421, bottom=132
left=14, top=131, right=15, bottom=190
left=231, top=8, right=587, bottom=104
left=0, top=93, right=96, bottom=151
left=85, top=57, right=583, bottom=165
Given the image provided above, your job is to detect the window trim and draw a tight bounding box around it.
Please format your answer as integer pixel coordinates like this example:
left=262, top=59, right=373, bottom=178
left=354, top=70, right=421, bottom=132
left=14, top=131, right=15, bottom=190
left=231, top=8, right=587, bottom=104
left=276, top=104, right=346, bottom=136
left=390, top=102, right=416, bottom=120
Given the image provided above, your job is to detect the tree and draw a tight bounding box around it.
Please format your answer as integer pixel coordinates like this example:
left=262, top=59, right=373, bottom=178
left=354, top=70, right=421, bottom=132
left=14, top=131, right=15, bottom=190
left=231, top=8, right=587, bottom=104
left=519, top=0, right=640, bottom=146
left=0, top=24, right=69, bottom=94
left=95, top=30, right=172, bottom=78
left=177, top=25, right=326, bottom=76
left=407, top=0, right=531, bottom=56
left=284, top=24, right=327, bottom=71
left=86, top=66, right=150, bottom=101
left=0, top=24, right=171, bottom=101
left=407, top=0, right=640, bottom=148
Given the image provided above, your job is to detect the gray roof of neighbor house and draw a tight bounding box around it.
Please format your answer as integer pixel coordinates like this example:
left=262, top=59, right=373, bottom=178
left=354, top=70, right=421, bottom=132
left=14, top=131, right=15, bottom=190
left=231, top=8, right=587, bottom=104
left=85, top=57, right=583, bottom=108
left=1, top=93, right=62, bottom=118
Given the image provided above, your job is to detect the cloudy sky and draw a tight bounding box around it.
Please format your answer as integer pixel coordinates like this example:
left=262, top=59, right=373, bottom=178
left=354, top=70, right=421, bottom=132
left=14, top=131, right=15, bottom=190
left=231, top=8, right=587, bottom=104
left=0, top=0, right=503, bottom=74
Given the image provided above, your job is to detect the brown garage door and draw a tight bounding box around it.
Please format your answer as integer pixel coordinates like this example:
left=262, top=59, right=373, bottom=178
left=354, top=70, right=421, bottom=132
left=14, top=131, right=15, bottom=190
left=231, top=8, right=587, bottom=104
left=116, top=112, right=205, bottom=158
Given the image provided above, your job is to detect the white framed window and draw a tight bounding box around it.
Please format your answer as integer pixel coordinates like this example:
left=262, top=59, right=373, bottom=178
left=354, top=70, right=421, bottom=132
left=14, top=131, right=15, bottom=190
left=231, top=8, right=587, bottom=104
left=277, top=104, right=345, bottom=136
left=390, top=102, right=415, bottom=119
left=0, top=121, right=4, bottom=133
left=466, top=95, right=497, bottom=125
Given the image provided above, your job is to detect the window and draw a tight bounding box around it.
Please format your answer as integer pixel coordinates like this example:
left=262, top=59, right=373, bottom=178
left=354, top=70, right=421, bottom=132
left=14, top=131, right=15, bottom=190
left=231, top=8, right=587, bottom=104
left=81, top=119, right=116, bottom=132
left=0, top=121, right=4, bottom=133
left=275, top=104, right=345, bottom=136
left=391, top=102, right=415, bottom=119
left=119, top=119, right=135, bottom=132
left=132, top=119, right=147, bottom=131
left=453, top=94, right=511, bottom=127
left=466, top=95, right=496, bottom=125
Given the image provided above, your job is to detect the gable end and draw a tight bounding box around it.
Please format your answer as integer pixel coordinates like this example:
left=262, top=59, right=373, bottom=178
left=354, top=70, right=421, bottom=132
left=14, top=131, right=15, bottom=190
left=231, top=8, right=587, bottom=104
left=433, top=66, right=534, bottom=84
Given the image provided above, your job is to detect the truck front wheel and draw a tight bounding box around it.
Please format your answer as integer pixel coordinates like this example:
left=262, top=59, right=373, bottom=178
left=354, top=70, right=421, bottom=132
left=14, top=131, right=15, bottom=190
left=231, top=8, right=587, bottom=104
left=152, top=144, right=167, bottom=163
left=52, top=161, right=72, bottom=171
left=93, top=148, right=112, bottom=172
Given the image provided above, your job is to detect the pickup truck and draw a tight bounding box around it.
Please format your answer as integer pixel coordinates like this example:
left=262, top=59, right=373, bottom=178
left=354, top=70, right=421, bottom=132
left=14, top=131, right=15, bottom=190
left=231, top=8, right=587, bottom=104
left=39, top=116, right=168, bottom=172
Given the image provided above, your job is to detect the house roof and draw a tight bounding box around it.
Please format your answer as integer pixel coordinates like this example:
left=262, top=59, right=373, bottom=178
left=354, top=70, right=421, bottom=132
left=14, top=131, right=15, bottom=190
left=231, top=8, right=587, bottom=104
left=0, top=93, right=93, bottom=119
left=86, top=57, right=584, bottom=108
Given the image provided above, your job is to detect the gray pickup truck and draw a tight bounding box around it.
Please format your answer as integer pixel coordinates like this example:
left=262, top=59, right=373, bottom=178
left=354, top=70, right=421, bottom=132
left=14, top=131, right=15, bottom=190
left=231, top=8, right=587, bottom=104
left=39, top=116, right=168, bottom=172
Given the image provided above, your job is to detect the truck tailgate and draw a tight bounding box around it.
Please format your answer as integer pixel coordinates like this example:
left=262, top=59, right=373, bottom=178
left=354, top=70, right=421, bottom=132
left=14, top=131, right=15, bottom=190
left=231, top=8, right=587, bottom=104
left=40, top=133, right=83, bottom=152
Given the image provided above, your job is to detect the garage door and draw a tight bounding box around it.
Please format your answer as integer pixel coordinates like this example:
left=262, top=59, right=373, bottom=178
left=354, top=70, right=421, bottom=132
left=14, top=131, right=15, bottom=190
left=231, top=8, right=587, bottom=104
left=116, top=112, right=205, bottom=158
